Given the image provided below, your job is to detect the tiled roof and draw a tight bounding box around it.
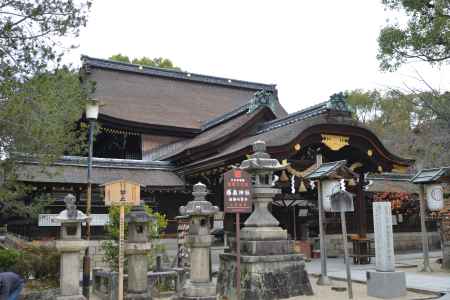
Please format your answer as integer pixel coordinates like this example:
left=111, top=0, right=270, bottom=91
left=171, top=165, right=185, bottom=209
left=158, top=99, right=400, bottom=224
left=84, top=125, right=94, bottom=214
left=17, top=156, right=184, bottom=187
left=411, top=167, right=450, bottom=184
left=304, top=160, right=350, bottom=180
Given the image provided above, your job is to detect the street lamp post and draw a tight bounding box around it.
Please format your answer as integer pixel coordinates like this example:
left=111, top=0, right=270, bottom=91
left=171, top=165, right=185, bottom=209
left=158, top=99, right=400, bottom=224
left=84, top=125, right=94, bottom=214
left=83, top=99, right=99, bottom=298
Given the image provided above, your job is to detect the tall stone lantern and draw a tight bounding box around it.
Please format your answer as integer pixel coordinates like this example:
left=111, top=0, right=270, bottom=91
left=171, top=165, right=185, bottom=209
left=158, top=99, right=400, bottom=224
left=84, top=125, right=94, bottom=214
left=218, top=141, right=313, bottom=300
left=179, top=182, right=219, bottom=300
left=125, top=202, right=154, bottom=300
left=55, top=194, right=89, bottom=300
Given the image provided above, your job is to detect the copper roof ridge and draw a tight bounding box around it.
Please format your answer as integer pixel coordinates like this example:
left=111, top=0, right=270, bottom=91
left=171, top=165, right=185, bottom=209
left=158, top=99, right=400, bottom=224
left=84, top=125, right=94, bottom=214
left=81, top=55, right=277, bottom=91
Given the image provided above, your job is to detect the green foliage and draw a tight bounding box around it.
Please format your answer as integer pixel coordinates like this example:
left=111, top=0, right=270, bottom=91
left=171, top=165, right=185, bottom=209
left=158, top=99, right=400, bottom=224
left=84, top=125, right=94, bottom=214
left=0, top=69, right=88, bottom=219
left=0, top=0, right=91, bottom=220
left=0, top=0, right=91, bottom=85
left=109, top=54, right=131, bottom=63
left=101, top=205, right=168, bottom=271
left=0, top=248, right=21, bottom=271
left=378, top=0, right=450, bottom=71
left=0, top=245, right=60, bottom=284
left=346, top=89, right=450, bottom=167
left=109, top=54, right=181, bottom=70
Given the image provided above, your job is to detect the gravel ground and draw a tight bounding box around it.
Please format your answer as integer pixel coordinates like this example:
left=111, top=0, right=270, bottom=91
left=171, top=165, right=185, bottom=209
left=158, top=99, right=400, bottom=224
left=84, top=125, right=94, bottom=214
left=289, top=277, right=439, bottom=300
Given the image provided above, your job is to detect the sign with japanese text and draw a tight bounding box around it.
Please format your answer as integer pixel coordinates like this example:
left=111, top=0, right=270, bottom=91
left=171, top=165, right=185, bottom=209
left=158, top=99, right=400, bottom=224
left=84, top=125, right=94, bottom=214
left=102, top=180, right=140, bottom=206
left=224, top=168, right=252, bottom=213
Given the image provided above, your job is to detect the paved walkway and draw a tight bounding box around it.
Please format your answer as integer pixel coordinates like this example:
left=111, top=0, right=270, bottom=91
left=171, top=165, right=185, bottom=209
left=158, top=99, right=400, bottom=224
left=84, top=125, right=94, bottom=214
left=305, top=251, right=450, bottom=296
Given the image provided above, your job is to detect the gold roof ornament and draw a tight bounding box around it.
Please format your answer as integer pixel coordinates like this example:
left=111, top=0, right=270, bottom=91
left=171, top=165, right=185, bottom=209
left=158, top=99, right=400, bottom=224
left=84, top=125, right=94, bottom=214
left=367, top=149, right=373, bottom=157
left=392, top=164, right=408, bottom=174
left=293, top=143, right=301, bottom=151
left=321, top=134, right=349, bottom=151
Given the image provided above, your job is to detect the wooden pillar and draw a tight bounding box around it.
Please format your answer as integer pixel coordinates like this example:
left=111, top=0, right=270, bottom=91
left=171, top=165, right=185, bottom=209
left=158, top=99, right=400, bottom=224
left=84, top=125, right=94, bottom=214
left=356, top=173, right=367, bottom=238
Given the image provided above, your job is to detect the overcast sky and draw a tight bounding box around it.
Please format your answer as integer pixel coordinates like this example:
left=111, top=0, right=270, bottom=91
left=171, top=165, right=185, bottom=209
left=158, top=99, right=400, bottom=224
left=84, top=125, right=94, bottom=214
left=65, top=0, right=450, bottom=113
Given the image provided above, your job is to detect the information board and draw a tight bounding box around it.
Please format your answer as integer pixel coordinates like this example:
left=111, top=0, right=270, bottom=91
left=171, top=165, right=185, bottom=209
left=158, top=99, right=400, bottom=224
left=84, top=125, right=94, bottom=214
left=224, top=168, right=252, bottom=213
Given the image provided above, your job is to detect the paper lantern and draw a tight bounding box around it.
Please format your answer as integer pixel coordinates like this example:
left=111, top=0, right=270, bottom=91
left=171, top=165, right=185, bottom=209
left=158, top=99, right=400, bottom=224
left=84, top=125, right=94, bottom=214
left=425, top=184, right=444, bottom=211
left=321, top=179, right=341, bottom=212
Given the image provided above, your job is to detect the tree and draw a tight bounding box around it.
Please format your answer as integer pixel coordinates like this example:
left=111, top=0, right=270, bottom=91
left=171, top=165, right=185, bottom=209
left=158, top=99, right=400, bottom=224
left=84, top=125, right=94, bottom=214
left=377, top=0, right=450, bottom=71
left=0, top=0, right=91, bottom=84
left=346, top=89, right=450, bottom=168
left=109, top=54, right=181, bottom=70
left=0, top=69, right=88, bottom=220
left=0, top=0, right=92, bottom=220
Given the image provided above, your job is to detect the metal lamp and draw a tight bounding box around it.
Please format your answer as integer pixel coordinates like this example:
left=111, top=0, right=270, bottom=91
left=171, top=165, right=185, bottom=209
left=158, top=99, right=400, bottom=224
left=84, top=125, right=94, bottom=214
left=82, top=97, right=100, bottom=298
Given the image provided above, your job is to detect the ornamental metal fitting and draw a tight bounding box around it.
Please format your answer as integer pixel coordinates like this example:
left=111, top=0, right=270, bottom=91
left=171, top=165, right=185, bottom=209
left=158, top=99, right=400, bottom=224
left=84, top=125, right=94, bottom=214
left=240, top=141, right=287, bottom=175
left=179, top=182, right=219, bottom=217
left=125, top=201, right=154, bottom=224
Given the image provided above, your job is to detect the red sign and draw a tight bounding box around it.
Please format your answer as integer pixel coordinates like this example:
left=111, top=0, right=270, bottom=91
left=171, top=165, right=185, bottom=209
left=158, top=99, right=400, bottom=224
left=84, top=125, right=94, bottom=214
left=224, top=168, right=252, bottom=213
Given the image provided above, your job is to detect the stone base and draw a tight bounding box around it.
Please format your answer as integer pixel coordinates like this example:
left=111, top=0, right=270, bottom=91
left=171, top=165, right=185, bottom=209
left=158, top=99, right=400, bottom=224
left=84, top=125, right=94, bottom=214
left=181, top=280, right=216, bottom=300
left=367, top=271, right=406, bottom=299
left=240, top=226, right=287, bottom=241
left=125, top=291, right=152, bottom=300
left=217, top=253, right=313, bottom=300
left=57, top=295, right=86, bottom=300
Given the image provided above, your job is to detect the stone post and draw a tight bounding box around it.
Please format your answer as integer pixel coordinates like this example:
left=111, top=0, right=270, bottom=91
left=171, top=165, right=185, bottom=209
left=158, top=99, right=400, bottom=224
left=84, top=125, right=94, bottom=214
left=367, top=202, right=406, bottom=299
left=55, top=194, right=89, bottom=300
left=125, top=203, right=154, bottom=299
left=179, top=182, right=219, bottom=300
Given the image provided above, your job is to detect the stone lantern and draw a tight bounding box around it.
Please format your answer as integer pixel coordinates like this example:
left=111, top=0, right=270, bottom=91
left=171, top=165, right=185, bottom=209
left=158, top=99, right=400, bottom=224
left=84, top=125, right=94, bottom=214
left=179, top=182, right=219, bottom=300
left=218, top=141, right=313, bottom=299
left=239, top=140, right=287, bottom=242
left=125, top=202, right=154, bottom=300
left=55, top=194, right=89, bottom=300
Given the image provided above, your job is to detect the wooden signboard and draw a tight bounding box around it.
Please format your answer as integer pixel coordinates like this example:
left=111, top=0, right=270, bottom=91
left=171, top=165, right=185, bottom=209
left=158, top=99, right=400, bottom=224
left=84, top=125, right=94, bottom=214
left=223, top=168, right=252, bottom=300
left=102, top=180, right=141, bottom=300
left=102, top=180, right=140, bottom=206
left=224, top=168, right=252, bottom=213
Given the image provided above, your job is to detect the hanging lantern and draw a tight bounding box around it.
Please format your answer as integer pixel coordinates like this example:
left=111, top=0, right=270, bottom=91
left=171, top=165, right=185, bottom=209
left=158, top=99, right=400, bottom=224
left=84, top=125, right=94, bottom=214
left=280, top=170, right=289, bottom=182
left=298, top=180, right=307, bottom=192
left=425, top=184, right=444, bottom=211
left=321, top=179, right=341, bottom=212
left=348, top=178, right=356, bottom=186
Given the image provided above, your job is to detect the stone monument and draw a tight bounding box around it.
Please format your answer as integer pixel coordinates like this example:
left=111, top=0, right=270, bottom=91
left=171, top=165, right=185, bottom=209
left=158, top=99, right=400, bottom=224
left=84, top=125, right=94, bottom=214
left=55, top=194, right=89, bottom=300
left=217, top=141, right=313, bottom=300
left=179, top=182, right=219, bottom=300
left=125, top=202, right=154, bottom=299
left=367, top=202, right=406, bottom=299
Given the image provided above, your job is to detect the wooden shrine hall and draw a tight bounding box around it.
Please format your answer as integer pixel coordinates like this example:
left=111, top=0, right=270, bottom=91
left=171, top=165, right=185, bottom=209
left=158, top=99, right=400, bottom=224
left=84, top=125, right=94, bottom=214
left=14, top=56, right=420, bottom=256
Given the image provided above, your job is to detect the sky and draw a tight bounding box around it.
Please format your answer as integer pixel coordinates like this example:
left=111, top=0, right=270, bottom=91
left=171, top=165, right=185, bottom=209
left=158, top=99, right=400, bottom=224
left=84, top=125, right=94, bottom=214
left=65, top=0, right=450, bottom=113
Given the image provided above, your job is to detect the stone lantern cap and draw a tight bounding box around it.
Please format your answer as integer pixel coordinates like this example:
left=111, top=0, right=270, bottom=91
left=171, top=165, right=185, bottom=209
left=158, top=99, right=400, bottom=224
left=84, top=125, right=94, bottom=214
left=56, top=194, right=88, bottom=223
left=125, top=202, right=155, bottom=224
left=179, top=182, right=219, bottom=217
left=240, top=140, right=287, bottom=174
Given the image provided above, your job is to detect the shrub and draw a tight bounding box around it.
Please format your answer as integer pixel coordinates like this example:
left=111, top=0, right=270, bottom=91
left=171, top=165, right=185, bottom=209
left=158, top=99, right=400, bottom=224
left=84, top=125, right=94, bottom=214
left=0, top=248, right=21, bottom=271
left=0, top=245, right=60, bottom=285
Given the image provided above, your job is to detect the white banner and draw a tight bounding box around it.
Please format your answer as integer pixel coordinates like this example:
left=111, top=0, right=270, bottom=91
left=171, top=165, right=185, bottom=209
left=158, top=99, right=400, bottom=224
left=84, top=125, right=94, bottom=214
left=38, top=214, right=110, bottom=227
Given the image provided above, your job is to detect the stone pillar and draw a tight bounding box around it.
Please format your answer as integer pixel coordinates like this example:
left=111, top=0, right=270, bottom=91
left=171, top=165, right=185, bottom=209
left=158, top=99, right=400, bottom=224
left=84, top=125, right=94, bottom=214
left=179, top=182, right=219, bottom=300
left=125, top=203, right=153, bottom=300
left=55, top=194, right=89, bottom=300
left=441, top=211, right=450, bottom=270
left=218, top=141, right=313, bottom=300
left=367, top=202, right=406, bottom=299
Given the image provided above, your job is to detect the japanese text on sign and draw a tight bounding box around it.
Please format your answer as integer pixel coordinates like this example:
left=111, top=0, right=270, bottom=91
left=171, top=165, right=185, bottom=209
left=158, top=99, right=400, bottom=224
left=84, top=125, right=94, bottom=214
left=224, top=169, right=252, bottom=213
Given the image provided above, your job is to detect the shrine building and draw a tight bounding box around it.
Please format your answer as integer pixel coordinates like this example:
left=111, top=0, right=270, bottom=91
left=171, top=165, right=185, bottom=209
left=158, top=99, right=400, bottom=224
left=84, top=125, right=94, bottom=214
left=12, top=56, right=440, bottom=255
